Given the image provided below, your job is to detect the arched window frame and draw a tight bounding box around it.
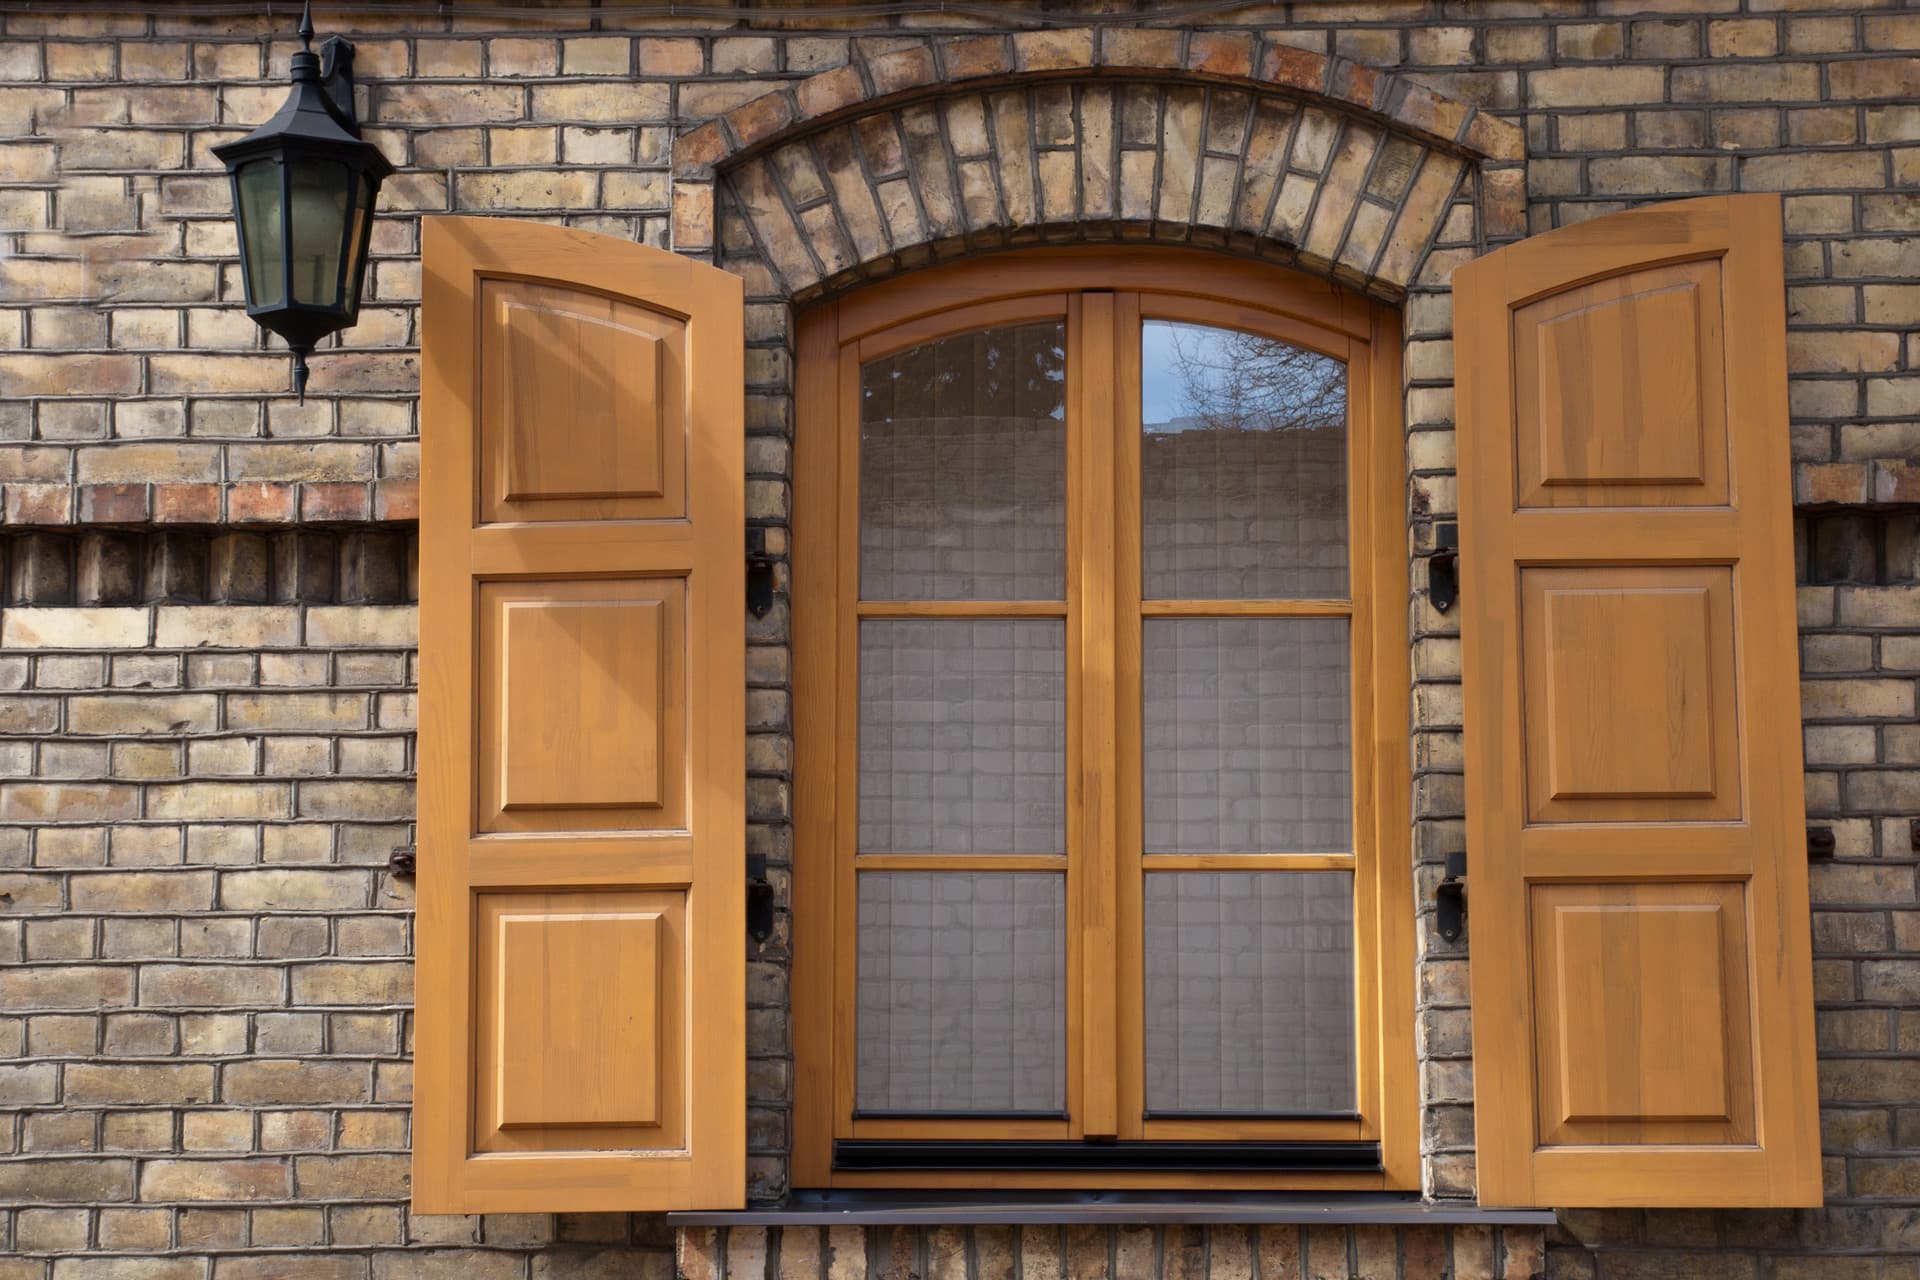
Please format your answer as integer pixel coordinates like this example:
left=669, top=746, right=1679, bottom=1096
left=791, top=248, right=1416, bottom=1191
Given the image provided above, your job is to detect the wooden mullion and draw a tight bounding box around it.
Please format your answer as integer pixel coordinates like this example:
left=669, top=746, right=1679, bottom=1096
left=854, top=854, right=1070, bottom=872
left=855, top=600, right=1068, bottom=617
left=1140, top=854, right=1358, bottom=872
left=1113, top=290, right=1148, bottom=1144
left=1139, top=599, right=1354, bottom=617
left=1072, top=291, right=1121, bottom=1139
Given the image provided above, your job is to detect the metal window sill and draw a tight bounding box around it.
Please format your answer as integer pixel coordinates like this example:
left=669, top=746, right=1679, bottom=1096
left=670, top=1191, right=1557, bottom=1227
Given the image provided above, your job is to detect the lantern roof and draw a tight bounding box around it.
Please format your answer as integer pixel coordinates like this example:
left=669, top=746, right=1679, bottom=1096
left=211, top=0, right=394, bottom=181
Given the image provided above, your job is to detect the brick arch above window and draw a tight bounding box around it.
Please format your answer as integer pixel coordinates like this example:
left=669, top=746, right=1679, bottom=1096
left=668, top=28, right=1525, bottom=301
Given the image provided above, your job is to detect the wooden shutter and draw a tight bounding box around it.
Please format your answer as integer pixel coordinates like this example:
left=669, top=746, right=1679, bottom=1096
left=1455, top=194, right=1821, bottom=1209
left=414, top=217, right=744, bottom=1213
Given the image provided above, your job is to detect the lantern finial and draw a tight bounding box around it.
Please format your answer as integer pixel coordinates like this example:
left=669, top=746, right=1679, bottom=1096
left=297, top=0, right=315, bottom=52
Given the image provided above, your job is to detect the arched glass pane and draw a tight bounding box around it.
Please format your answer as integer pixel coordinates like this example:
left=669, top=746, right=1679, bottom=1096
left=1141, top=321, right=1348, bottom=599
left=860, top=322, right=1067, bottom=601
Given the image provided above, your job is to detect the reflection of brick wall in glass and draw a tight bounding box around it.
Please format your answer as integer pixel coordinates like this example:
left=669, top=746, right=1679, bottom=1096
left=1143, top=617, right=1353, bottom=855
left=857, top=620, right=1067, bottom=856
left=860, top=323, right=1067, bottom=602
left=1142, top=321, right=1348, bottom=601
left=1143, top=872, right=1357, bottom=1115
left=855, top=872, right=1067, bottom=1114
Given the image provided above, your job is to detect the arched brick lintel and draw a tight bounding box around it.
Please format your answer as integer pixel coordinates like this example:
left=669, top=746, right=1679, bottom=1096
left=668, top=29, right=1526, bottom=301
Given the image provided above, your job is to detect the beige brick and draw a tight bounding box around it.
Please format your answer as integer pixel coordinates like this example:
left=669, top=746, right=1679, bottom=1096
left=138, top=1158, right=290, bottom=1203
left=291, top=962, right=413, bottom=1006
left=293, top=1151, right=410, bottom=1205
left=1526, top=66, right=1664, bottom=108
left=70, top=871, right=214, bottom=913
left=144, top=782, right=288, bottom=821
left=2, top=608, right=150, bottom=650
left=223, top=1060, right=371, bottom=1106
left=65, top=1063, right=214, bottom=1105
left=225, top=692, right=368, bottom=732
left=138, top=964, right=283, bottom=1007
left=1802, top=679, right=1915, bottom=720
left=155, top=607, right=301, bottom=650
left=303, top=606, right=418, bottom=648
left=220, top=869, right=370, bottom=912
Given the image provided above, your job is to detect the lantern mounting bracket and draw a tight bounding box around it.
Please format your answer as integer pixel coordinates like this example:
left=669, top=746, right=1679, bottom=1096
left=318, top=35, right=359, bottom=128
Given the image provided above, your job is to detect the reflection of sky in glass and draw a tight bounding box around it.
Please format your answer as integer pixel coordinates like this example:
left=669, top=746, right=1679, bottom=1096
left=1141, top=321, right=1191, bottom=430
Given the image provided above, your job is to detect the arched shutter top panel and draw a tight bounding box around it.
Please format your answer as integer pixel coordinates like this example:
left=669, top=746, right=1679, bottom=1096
left=415, top=217, right=745, bottom=1214
left=1455, top=195, right=1821, bottom=1210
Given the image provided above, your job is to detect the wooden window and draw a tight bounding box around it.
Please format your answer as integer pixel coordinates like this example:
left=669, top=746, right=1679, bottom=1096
left=414, top=217, right=746, bottom=1213
left=793, top=251, right=1417, bottom=1190
left=1456, top=194, right=1822, bottom=1208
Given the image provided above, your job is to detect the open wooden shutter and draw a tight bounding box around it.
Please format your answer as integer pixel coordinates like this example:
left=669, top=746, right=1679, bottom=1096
left=414, top=217, right=744, bottom=1212
left=1455, top=194, right=1821, bottom=1208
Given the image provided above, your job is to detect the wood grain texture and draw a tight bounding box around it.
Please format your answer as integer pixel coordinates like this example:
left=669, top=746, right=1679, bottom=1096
left=1456, top=194, right=1821, bottom=1210
left=791, top=252, right=1415, bottom=1188
left=415, top=216, right=744, bottom=1214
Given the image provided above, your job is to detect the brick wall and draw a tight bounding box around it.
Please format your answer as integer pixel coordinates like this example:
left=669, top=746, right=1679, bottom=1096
left=0, top=3, right=1915, bottom=1278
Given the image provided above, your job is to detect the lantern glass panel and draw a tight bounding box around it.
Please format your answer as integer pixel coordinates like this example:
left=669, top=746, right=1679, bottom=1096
left=236, top=159, right=285, bottom=309
left=342, top=177, right=373, bottom=321
left=288, top=155, right=351, bottom=307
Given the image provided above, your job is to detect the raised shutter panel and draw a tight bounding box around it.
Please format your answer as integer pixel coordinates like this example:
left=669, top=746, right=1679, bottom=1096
left=1456, top=194, right=1821, bottom=1209
left=415, top=217, right=745, bottom=1213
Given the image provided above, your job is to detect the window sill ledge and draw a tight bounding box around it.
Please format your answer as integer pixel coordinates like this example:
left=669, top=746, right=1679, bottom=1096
left=669, top=1191, right=1557, bottom=1227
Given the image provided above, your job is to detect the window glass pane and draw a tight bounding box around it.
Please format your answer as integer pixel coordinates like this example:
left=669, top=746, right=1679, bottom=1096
left=857, top=872, right=1067, bottom=1114
left=861, top=322, right=1067, bottom=601
left=859, top=620, right=1065, bottom=855
left=1143, top=871, right=1356, bottom=1115
left=1141, top=321, right=1347, bottom=600
left=1143, top=617, right=1351, bottom=854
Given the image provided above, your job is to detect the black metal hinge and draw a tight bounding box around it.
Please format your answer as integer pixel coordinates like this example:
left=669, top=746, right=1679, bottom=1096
left=1435, top=849, right=1466, bottom=943
left=1429, top=522, right=1459, bottom=614
left=746, top=527, right=775, bottom=619
left=388, top=844, right=416, bottom=878
left=746, top=852, right=774, bottom=943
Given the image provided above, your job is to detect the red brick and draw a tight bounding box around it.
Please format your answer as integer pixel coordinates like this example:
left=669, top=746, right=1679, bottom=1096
left=153, top=483, right=219, bottom=523
left=77, top=483, right=146, bottom=523
left=1327, top=57, right=1384, bottom=112
left=299, top=483, right=370, bottom=522
left=1261, top=43, right=1328, bottom=93
left=941, top=34, right=1011, bottom=81
left=1188, top=31, right=1255, bottom=78
left=372, top=479, right=420, bottom=522
left=6, top=484, right=71, bottom=524
left=794, top=64, right=866, bottom=122
left=1798, top=462, right=1871, bottom=505
left=671, top=119, right=728, bottom=176
left=725, top=91, right=795, bottom=148
left=866, top=46, right=934, bottom=98
left=227, top=482, right=298, bottom=524
left=1875, top=458, right=1920, bottom=503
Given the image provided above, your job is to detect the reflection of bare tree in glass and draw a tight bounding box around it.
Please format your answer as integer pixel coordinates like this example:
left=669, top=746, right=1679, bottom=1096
left=1163, top=326, right=1345, bottom=432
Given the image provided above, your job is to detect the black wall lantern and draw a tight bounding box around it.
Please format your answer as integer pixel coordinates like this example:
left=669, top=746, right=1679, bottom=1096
left=213, top=1, right=393, bottom=402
